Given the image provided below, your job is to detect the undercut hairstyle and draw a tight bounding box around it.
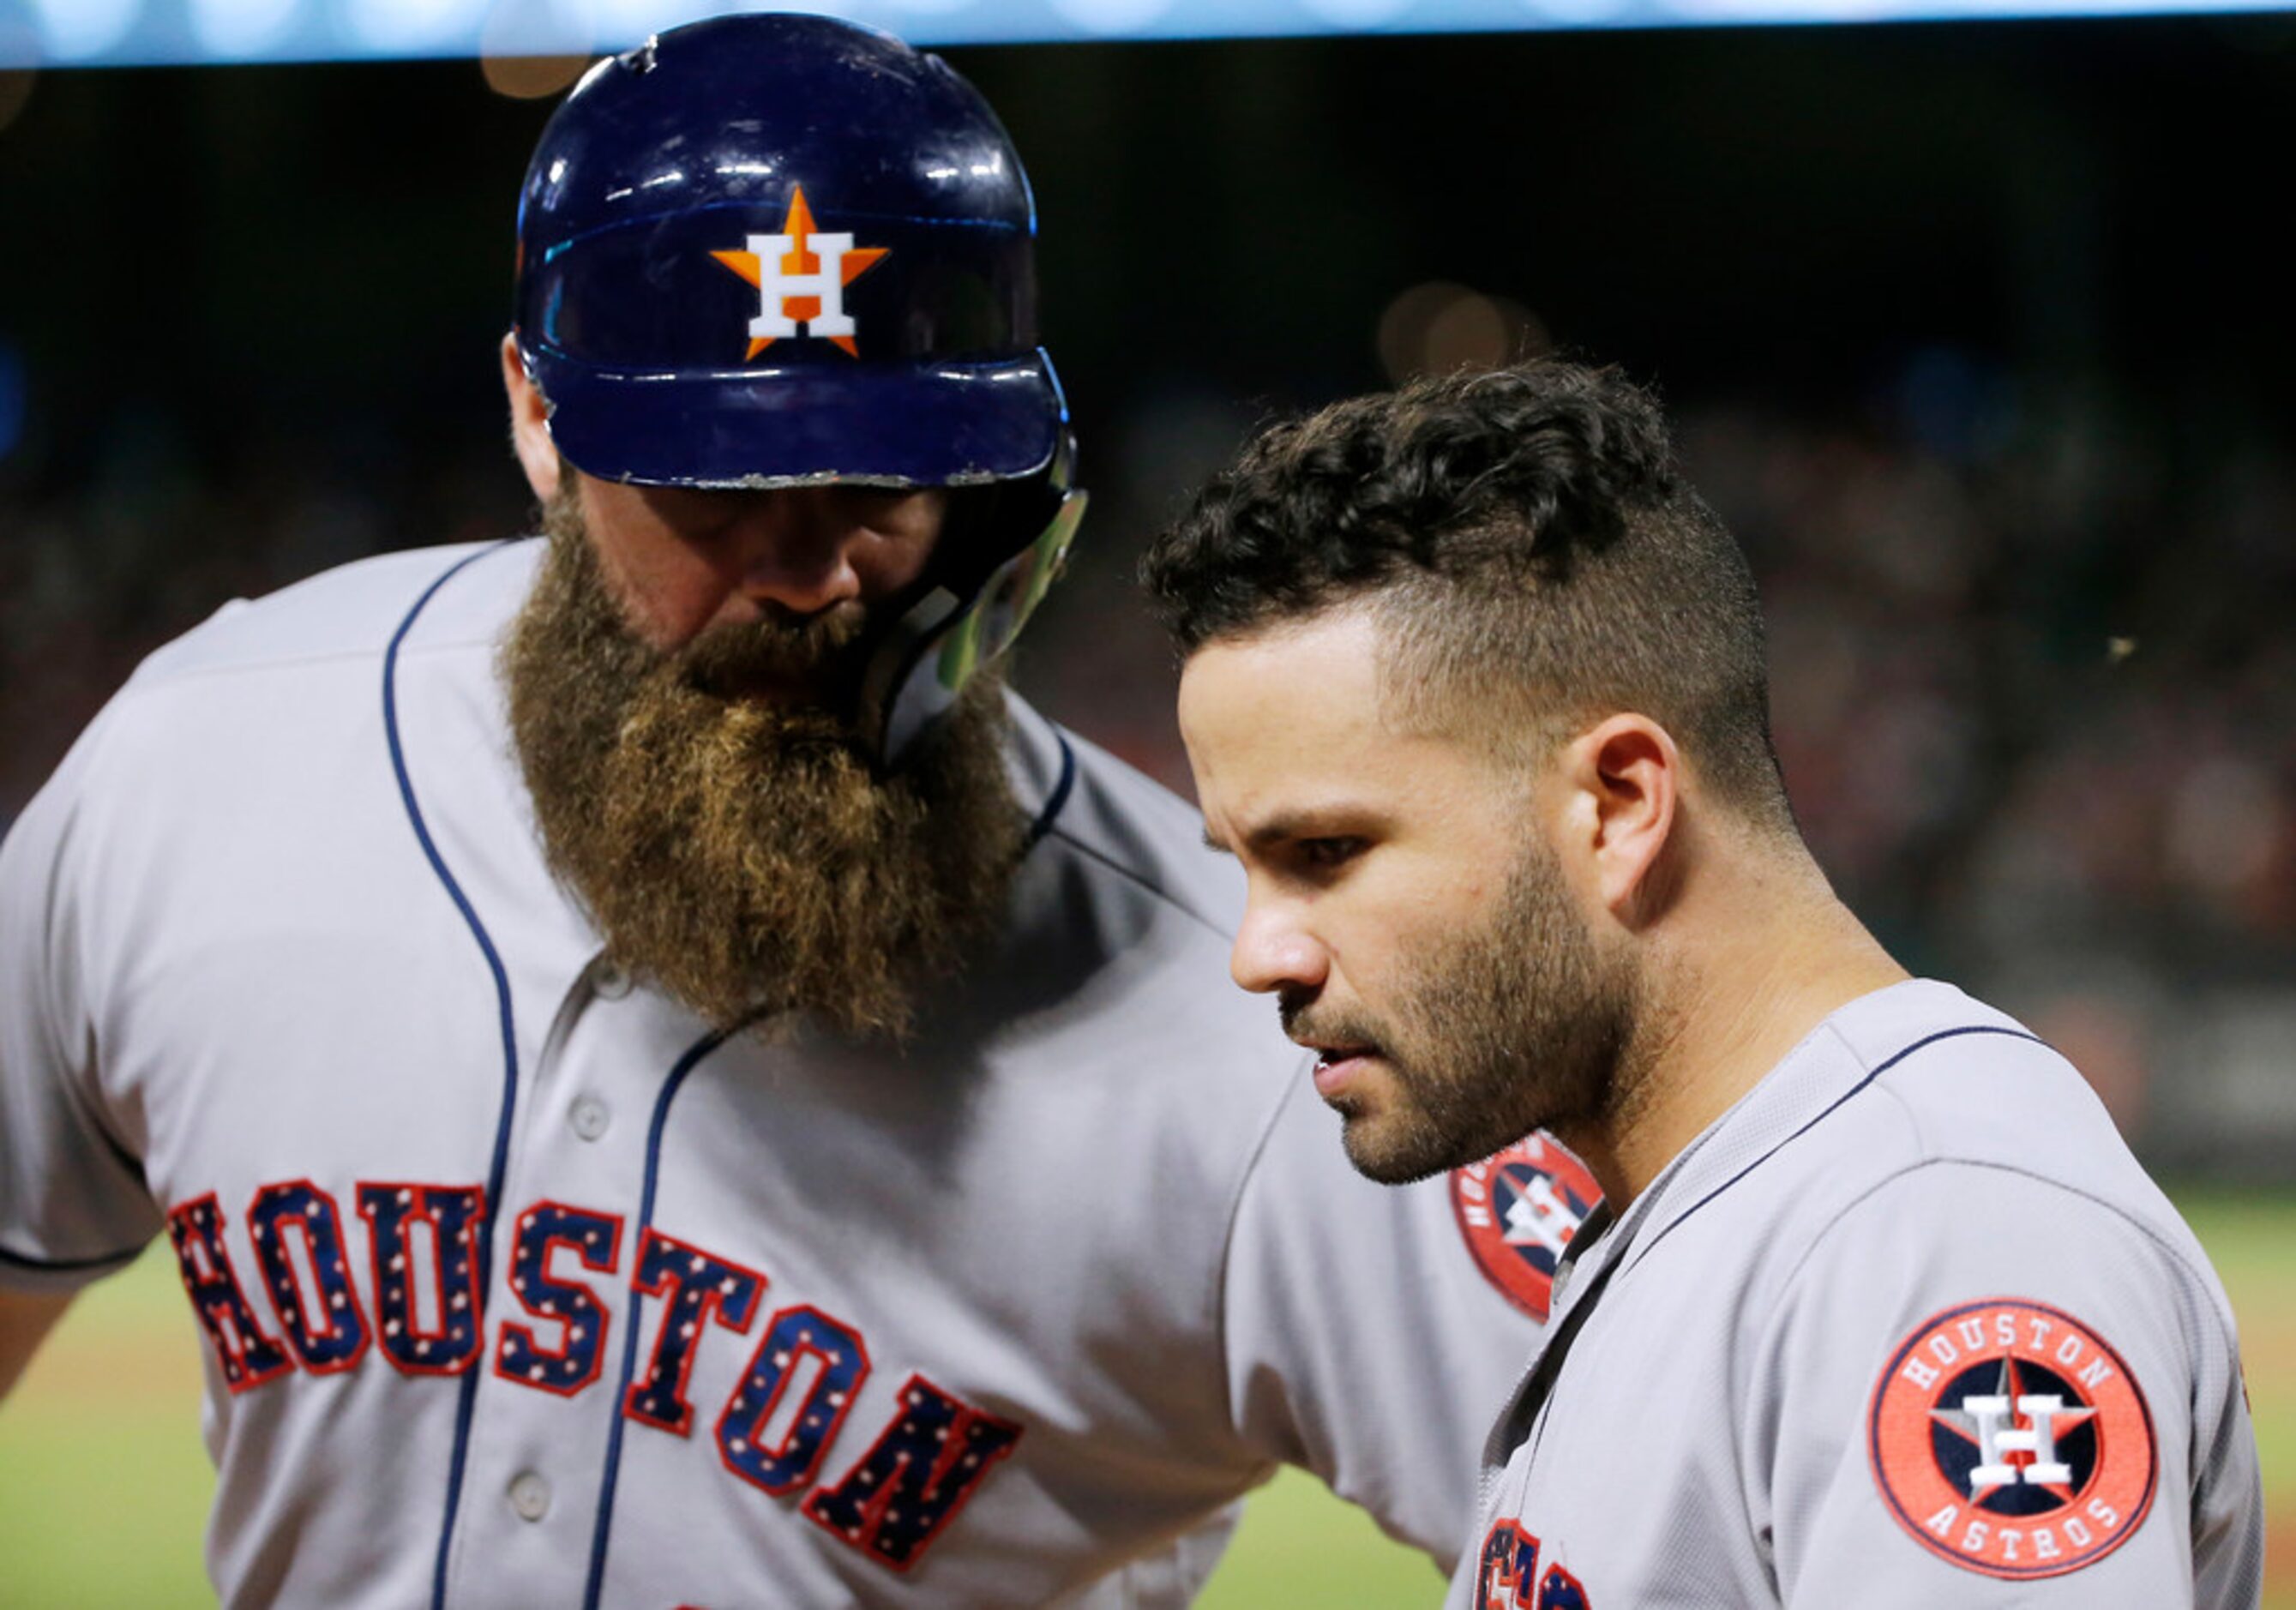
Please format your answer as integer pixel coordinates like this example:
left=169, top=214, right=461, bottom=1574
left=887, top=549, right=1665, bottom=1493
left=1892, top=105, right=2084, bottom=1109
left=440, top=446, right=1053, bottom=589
left=1142, top=359, right=1794, bottom=833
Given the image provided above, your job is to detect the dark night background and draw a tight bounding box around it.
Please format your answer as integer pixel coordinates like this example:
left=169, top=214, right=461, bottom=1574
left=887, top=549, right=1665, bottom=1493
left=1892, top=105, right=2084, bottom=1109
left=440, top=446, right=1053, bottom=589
left=2, top=13, right=2293, bottom=1169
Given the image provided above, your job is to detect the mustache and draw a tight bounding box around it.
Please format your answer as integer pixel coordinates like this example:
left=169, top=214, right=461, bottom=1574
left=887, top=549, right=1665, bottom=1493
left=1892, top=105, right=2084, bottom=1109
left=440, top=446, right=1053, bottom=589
left=1279, top=990, right=1386, bottom=1055
left=671, top=603, right=873, bottom=698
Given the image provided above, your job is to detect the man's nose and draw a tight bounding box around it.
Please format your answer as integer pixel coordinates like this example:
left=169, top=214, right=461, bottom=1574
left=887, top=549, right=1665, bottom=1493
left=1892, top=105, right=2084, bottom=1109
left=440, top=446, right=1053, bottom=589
left=1229, top=898, right=1329, bottom=997
left=727, top=489, right=869, bottom=617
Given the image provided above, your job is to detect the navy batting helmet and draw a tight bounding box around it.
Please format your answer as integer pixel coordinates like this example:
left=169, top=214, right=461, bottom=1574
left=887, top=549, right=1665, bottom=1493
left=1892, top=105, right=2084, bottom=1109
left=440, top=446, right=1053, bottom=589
left=511, top=14, right=1084, bottom=764
left=513, top=13, right=1065, bottom=492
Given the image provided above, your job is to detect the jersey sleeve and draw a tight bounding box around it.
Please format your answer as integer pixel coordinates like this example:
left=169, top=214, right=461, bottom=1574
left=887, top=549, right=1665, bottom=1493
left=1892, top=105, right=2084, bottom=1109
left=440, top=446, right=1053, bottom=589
left=1219, top=1072, right=1547, bottom=1571
left=1754, top=1163, right=2263, bottom=1607
left=0, top=719, right=162, bottom=1291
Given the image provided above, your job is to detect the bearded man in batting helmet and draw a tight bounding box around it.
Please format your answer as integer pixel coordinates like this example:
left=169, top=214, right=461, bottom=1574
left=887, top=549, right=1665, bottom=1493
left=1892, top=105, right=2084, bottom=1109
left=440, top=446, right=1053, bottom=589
left=0, top=15, right=1556, bottom=1606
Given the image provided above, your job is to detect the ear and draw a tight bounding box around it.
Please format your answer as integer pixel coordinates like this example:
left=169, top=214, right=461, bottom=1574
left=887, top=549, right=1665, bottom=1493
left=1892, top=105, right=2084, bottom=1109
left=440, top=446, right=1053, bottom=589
left=1559, top=713, right=1680, bottom=921
left=500, top=333, right=562, bottom=504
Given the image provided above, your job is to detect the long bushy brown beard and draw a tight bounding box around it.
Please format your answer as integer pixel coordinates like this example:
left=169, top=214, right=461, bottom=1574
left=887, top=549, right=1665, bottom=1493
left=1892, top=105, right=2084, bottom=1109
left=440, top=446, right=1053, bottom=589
left=502, top=489, right=1025, bottom=1040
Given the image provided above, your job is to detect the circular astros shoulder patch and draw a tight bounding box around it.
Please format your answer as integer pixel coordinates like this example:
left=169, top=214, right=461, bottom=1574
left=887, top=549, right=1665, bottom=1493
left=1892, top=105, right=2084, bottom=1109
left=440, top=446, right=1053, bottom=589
left=1868, top=1298, right=2156, bottom=1579
left=1449, top=1134, right=1602, bottom=1323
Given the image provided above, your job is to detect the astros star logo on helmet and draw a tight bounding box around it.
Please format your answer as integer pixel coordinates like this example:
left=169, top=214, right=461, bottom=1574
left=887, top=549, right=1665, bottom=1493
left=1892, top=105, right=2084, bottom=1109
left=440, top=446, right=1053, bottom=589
left=711, top=185, right=888, bottom=359
left=1867, top=1297, right=2156, bottom=1579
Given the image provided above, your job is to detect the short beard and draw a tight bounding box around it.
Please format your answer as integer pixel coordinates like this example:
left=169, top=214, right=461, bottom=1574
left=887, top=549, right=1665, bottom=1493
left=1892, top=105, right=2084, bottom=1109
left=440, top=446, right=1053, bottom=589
left=501, top=486, right=1026, bottom=1040
left=1288, top=833, right=1633, bottom=1186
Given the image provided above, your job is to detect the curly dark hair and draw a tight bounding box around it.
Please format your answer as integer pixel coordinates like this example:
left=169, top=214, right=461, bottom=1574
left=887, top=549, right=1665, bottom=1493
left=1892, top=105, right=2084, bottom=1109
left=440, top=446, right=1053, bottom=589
left=1142, top=359, right=1792, bottom=829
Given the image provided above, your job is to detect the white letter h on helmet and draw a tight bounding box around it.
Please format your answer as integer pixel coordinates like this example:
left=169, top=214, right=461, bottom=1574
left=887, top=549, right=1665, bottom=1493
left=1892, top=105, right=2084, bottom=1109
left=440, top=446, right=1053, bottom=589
left=748, top=230, right=856, bottom=341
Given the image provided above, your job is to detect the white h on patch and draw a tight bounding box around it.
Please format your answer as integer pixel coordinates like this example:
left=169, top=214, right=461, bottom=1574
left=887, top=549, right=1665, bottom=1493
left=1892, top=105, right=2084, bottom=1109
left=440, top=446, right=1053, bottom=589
left=1503, top=1174, right=1583, bottom=1261
left=1964, top=1393, right=2074, bottom=1487
left=746, top=229, right=857, bottom=341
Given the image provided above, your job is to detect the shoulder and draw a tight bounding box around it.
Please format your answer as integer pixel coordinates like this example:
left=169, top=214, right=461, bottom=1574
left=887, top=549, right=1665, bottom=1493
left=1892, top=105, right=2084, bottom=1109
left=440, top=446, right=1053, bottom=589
left=3, top=540, right=535, bottom=925
left=1734, top=983, right=2193, bottom=1263
left=1007, top=703, right=1246, bottom=943
left=124, top=539, right=533, bottom=694
left=1639, top=982, right=2233, bottom=1345
left=983, top=701, right=1305, bottom=1152
left=1848, top=990, right=2215, bottom=1302
left=1749, top=992, right=2244, bottom=1399
left=57, top=538, right=530, bottom=793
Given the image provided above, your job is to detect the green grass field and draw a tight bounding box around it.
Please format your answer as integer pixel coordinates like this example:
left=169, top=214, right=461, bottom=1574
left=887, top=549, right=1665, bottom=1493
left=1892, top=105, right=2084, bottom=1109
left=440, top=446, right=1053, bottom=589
left=3, top=1189, right=2287, bottom=1607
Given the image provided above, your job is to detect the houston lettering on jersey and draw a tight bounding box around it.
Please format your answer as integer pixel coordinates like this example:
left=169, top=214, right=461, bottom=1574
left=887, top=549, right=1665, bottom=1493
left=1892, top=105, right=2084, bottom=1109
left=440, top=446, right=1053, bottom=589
left=1868, top=1298, right=2156, bottom=1579
left=164, top=1180, right=1019, bottom=1575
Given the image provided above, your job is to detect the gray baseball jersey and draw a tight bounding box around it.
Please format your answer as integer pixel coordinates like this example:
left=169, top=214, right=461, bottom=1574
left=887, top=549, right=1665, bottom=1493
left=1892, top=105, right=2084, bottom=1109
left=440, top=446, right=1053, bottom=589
left=1452, top=979, right=2263, bottom=1609
left=0, top=538, right=1547, bottom=1607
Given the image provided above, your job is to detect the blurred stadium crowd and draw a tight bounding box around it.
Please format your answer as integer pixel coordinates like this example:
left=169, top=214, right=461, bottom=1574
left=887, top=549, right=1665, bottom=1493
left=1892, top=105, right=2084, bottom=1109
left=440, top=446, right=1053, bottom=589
left=3, top=355, right=2289, bottom=1174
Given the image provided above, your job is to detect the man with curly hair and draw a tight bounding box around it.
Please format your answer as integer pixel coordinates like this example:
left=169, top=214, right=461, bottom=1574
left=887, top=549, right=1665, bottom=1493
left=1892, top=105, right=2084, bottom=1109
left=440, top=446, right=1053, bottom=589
left=1142, top=358, right=2262, bottom=1607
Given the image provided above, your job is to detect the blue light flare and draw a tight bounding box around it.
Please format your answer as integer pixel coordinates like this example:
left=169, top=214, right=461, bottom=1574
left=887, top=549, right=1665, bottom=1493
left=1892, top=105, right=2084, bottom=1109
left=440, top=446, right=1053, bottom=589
left=2, top=0, right=2290, bottom=65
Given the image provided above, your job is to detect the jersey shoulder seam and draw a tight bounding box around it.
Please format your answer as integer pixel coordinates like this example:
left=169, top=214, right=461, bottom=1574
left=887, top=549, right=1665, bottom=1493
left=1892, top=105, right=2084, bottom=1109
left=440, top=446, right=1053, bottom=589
left=1037, top=822, right=1233, bottom=943
left=117, top=542, right=519, bottom=696
left=1775, top=1151, right=2235, bottom=1337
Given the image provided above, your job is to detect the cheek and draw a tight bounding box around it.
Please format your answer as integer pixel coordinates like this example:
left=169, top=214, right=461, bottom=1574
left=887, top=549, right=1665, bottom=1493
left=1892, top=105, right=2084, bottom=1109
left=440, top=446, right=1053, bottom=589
left=1335, top=863, right=1509, bottom=1004
left=848, top=526, right=936, bottom=596
left=590, top=526, right=736, bottom=649
left=1316, top=892, right=1420, bottom=1000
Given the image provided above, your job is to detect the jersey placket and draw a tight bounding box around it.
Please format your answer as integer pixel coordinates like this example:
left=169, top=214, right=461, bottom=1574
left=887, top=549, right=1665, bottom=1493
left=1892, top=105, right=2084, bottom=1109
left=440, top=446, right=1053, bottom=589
left=439, top=957, right=709, bottom=1608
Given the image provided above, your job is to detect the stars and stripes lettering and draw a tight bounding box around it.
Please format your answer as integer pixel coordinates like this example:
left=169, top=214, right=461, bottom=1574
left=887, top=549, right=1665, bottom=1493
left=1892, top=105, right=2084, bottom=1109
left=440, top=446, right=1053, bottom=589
left=160, top=1178, right=1021, bottom=1574
left=622, top=1229, right=767, bottom=1435
left=495, top=1201, right=623, bottom=1397
left=802, top=1373, right=1025, bottom=1571
left=357, top=1182, right=487, bottom=1375
left=1476, top=1521, right=1598, bottom=1608
left=717, top=1304, right=871, bottom=1497
left=165, top=1192, right=294, bottom=1393
left=246, top=1180, right=370, bottom=1373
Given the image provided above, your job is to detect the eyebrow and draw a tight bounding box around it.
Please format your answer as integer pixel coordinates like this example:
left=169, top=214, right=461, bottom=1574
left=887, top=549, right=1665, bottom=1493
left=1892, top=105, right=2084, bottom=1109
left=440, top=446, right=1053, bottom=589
left=1201, top=809, right=1368, bottom=859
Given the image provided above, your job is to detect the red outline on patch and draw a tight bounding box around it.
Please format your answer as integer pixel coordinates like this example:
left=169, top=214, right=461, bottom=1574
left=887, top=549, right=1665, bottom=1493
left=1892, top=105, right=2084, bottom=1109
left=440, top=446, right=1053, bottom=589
left=1450, top=1133, right=1602, bottom=1322
left=1867, top=1296, right=2156, bottom=1580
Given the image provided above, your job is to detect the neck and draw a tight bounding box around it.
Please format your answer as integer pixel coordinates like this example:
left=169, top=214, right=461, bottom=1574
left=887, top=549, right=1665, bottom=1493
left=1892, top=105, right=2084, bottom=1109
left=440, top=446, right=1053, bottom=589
left=1554, top=843, right=1908, bottom=1213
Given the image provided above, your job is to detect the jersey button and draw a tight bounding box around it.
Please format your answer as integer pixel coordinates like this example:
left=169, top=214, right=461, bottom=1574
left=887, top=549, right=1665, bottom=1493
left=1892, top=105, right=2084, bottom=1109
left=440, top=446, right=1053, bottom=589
left=592, top=960, right=634, bottom=1000
left=508, top=1471, right=551, bottom=1523
left=569, top=1094, right=611, bottom=1143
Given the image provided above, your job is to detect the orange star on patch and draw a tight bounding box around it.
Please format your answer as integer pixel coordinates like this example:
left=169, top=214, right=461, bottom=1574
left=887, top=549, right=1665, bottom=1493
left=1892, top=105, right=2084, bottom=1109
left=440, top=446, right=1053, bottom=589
left=711, top=184, right=889, bottom=360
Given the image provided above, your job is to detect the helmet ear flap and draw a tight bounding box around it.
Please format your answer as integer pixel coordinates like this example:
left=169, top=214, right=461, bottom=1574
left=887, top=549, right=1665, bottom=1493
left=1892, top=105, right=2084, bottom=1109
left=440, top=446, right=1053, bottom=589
left=864, top=478, right=1087, bottom=772
left=929, top=425, right=1079, bottom=595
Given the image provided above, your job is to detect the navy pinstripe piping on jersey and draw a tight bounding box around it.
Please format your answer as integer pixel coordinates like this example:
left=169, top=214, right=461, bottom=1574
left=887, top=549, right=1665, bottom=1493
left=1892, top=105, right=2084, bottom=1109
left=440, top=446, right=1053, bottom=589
left=1500, top=1023, right=2048, bottom=1474
left=571, top=733, right=1064, bottom=1601
left=1024, top=733, right=1077, bottom=849
left=582, top=1026, right=735, bottom=1610
left=1631, top=1024, right=2045, bottom=1272
left=381, top=540, right=526, bottom=1610
left=0, top=1240, right=145, bottom=1274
